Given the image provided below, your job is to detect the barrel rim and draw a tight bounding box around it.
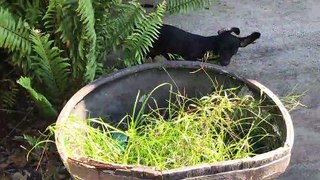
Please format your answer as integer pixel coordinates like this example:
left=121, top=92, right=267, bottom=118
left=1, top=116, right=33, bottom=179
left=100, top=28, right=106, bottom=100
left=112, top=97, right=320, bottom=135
left=55, top=61, right=294, bottom=177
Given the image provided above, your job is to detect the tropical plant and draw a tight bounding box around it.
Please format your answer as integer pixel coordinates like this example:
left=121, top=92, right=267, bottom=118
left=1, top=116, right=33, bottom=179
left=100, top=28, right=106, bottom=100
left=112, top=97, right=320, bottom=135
left=0, top=0, right=212, bottom=119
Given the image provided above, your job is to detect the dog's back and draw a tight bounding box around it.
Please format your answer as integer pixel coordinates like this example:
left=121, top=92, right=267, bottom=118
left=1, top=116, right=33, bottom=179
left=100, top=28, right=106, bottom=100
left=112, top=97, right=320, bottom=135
left=147, top=24, right=260, bottom=66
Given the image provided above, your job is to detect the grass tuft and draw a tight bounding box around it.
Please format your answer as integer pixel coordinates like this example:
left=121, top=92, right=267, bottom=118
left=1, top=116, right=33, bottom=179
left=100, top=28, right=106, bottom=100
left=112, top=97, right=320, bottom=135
left=57, top=84, right=284, bottom=170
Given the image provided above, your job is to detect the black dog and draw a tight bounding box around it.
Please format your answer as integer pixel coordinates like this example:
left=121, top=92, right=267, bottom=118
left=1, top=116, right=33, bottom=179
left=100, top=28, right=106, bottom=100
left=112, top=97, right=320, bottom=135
left=147, top=24, right=261, bottom=66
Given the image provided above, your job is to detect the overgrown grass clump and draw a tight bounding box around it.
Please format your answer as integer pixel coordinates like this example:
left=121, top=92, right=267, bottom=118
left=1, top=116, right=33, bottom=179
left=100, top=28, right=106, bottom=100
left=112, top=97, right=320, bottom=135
left=58, top=84, right=282, bottom=170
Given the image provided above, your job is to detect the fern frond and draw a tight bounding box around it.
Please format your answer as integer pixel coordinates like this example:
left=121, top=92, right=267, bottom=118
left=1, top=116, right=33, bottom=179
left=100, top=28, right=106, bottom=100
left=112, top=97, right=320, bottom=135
left=111, top=2, right=146, bottom=47
left=10, top=53, right=32, bottom=75
left=43, top=0, right=63, bottom=35
left=0, top=79, right=19, bottom=108
left=24, top=0, right=46, bottom=28
left=53, top=2, right=85, bottom=80
left=0, top=8, right=31, bottom=55
left=166, top=0, right=211, bottom=14
left=0, top=0, right=10, bottom=9
left=17, top=76, right=57, bottom=119
left=83, top=54, right=97, bottom=82
left=76, top=0, right=96, bottom=42
left=94, top=62, right=112, bottom=77
left=76, top=0, right=97, bottom=82
left=123, top=1, right=166, bottom=66
left=0, top=0, right=25, bottom=17
left=30, top=29, right=70, bottom=100
left=93, top=1, right=112, bottom=62
left=56, top=2, right=78, bottom=44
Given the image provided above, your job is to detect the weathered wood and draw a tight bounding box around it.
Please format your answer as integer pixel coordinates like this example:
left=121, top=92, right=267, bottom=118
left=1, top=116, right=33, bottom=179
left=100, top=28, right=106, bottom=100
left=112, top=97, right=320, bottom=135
left=56, top=61, right=294, bottom=180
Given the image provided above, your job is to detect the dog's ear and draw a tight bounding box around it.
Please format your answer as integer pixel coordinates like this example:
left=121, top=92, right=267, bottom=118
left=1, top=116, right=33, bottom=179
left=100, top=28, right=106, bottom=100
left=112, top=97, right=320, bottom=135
left=230, top=27, right=240, bottom=35
left=218, top=27, right=240, bottom=35
left=239, top=32, right=261, bottom=47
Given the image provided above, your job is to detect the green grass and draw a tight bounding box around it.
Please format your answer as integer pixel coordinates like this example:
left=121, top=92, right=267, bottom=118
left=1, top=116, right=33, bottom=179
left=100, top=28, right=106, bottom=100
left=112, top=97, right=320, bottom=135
left=57, top=84, right=283, bottom=170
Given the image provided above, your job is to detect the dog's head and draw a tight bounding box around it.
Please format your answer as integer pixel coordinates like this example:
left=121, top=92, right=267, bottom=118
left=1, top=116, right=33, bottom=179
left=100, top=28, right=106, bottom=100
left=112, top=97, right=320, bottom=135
left=216, top=27, right=261, bottom=66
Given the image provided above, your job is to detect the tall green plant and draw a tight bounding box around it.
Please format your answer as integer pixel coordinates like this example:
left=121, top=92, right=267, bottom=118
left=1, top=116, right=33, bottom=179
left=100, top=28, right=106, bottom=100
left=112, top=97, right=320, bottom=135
left=29, top=29, right=70, bottom=101
left=0, top=0, right=212, bottom=118
left=17, top=77, right=57, bottom=119
left=123, top=2, right=166, bottom=66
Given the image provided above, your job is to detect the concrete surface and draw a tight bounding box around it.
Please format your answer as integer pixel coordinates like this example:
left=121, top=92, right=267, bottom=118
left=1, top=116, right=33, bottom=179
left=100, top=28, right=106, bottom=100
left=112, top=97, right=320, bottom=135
left=164, top=0, right=320, bottom=179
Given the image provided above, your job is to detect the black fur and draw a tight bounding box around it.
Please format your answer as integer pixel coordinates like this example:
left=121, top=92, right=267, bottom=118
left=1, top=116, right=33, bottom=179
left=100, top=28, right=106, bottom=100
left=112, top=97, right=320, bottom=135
left=147, top=24, right=261, bottom=66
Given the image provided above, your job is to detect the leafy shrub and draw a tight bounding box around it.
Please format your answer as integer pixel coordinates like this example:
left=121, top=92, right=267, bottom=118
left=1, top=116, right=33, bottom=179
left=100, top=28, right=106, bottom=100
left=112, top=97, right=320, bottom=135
left=0, top=0, right=211, bottom=119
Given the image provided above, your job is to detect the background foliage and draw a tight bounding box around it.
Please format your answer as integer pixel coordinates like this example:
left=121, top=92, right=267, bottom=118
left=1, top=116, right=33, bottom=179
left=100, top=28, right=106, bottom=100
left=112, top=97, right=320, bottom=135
left=0, top=0, right=211, bottom=119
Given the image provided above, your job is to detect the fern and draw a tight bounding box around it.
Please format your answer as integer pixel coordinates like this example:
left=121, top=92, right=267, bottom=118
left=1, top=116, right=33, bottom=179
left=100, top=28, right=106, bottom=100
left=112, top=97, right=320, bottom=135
left=55, top=1, right=78, bottom=45
left=111, top=2, right=146, bottom=47
left=54, top=2, right=85, bottom=81
left=30, top=29, right=70, bottom=101
left=167, top=0, right=211, bottom=14
left=76, top=0, right=96, bottom=42
left=0, top=7, right=31, bottom=55
left=92, top=0, right=113, bottom=62
left=0, top=79, right=19, bottom=109
left=0, top=0, right=25, bottom=17
left=84, top=55, right=97, bottom=82
left=24, top=0, right=46, bottom=28
left=43, top=0, right=63, bottom=35
left=76, top=0, right=97, bottom=82
left=17, top=76, right=57, bottom=119
left=123, top=1, right=166, bottom=66
left=1, top=0, right=211, bottom=121
left=0, top=7, right=33, bottom=73
left=93, top=0, right=138, bottom=65
left=0, top=0, right=10, bottom=10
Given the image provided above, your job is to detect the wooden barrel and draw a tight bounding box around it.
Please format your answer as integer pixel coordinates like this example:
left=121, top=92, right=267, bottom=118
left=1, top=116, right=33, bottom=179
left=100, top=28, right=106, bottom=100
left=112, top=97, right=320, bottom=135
left=55, top=61, right=294, bottom=179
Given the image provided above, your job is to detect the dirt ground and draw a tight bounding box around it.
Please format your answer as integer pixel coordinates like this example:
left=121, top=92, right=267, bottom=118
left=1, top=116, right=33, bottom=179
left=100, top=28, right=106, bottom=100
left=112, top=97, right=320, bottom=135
left=164, top=0, right=320, bottom=179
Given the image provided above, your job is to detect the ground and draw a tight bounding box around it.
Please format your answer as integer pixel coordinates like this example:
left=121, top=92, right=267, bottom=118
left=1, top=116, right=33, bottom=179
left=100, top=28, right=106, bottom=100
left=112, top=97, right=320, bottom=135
left=164, top=0, right=320, bottom=179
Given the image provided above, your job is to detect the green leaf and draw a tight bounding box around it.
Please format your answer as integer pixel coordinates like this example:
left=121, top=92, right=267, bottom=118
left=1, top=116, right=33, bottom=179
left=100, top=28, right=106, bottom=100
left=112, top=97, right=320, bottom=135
left=17, top=77, right=57, bottom=119
left=43, top=0, right=63, bottom=34
left=0, top=79, right=19, bottom=108
left=76, top=0, right=97, bottom=82
left=0, top=7, right=31, bottom=55
left=166, top=0, right=212, bottom=14
left=123, top=1, right=166, bottom=66
left=30, top=29, right=70, bottom=101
